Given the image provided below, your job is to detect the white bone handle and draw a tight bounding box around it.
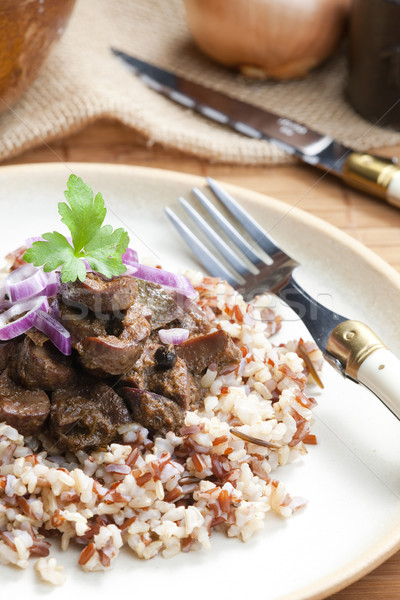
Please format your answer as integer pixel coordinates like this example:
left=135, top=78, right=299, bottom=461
left=387, top=170, right=400, bottom=209
left=357, top=348, right=400, bottom=419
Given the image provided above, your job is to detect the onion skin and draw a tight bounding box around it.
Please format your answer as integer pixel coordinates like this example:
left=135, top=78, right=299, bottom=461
left=183, top=0, right=350, bottom=80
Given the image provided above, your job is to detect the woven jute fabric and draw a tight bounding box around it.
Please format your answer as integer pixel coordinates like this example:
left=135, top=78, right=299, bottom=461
left=1, top=0, right=400, bottom=165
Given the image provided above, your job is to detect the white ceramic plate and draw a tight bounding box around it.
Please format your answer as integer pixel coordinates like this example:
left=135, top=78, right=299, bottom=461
left=1, top=163, right=400, bottom=600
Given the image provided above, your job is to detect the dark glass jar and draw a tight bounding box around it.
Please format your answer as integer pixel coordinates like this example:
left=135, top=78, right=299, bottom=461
left=348, top=0, right=400, bottom=128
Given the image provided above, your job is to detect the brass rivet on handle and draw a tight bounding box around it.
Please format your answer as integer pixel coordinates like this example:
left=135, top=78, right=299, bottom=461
left=327, top=320, right=386, bottom=378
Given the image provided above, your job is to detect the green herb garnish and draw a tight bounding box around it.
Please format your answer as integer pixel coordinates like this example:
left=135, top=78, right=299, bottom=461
left=24, top=174, right=130, bottom=283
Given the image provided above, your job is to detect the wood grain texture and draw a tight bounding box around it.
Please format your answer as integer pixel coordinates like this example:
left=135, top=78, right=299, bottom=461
left=3, top=118, right=400, bottom=599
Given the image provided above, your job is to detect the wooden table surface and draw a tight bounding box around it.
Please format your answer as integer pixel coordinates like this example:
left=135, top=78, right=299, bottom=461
left=4, top=119, right=400, bottom=599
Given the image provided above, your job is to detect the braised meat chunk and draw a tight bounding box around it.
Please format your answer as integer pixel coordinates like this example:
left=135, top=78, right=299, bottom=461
left=150, top=356, right=202, bottom=409
left=121, top=388, right=185, bottom=437
left=0, top=341, right=16, bottom=373
left=122, top=340, right=204, bottom=409
left=58, top=302, right=107, bottom=346
left=9, top=336, right=76, bottom=391
left=135, top=279, right=181, bottom=329
left=171, top=295, right=211, bottom=335
left=61, top=273, right=137, bottom=314
left=0, top=369, right=50, bottom=436
left=134, top=280, right=210, bottom=335
left=59, top=278, right=152, bottom=376
left=50, top=382, right=131, bottom=452
left=123, top=339, right=159, bottom=390
left=76, top=333, right=145, bottom=376
left=76, top=307, right=151, bottom=375
left=177, top=330, right=241, bottom=375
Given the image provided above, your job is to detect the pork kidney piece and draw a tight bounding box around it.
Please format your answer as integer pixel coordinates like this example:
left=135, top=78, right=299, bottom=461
left=0, top=369, right=50, bottom=436
left=76, top=309, right=151, bottom=376
left=58, top=301, right=107, bottom=346
left=177, top=330, right=241, bottom=374
left=61, top=272, right=137, bottom=314
left=121, top=387, right=185, bottom=437
left=135, top=279, right=211, bottom=335
left=0, top=341, right=16, bottom=373
left=9, top=337, right=76, bottom=391
left=50, top=382, right=131, bottom=452
left=149, top=356, right=202, bottom=410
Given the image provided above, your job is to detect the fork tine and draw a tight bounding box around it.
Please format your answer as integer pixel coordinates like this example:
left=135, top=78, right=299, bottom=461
left=207, top=177, right=286, bottom=258
left=165, top=207, right=240, bottom=287
left=192, top=187, right=263, bottom=266
left=178, top=197, right=252, bottom=278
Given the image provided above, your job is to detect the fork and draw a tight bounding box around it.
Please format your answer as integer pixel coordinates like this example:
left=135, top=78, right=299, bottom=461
left=165, top=178, right=400, bottom=419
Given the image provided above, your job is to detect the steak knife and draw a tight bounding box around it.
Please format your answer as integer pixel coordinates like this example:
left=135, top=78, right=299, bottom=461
left=112, top=49, right=400, bottom=208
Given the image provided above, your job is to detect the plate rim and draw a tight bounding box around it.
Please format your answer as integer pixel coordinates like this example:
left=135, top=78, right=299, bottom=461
left=1, top=160, right=400, bottom=600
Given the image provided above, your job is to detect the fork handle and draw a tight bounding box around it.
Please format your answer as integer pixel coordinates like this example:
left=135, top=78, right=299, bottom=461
left=327, top=320, right=400, bottom=418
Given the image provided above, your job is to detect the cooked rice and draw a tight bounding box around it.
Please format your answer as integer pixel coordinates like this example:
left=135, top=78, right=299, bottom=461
left=0, top=273, right=323, bottom=583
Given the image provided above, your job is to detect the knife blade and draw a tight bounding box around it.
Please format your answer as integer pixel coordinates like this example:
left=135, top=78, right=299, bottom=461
left=112, top=49, right=400, bottom=208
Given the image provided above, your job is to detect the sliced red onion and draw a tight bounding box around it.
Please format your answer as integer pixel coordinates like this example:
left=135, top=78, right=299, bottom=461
left=122, top=247, right=139, bottom=264
left=0, top=286, right=11, bottom=310
left=33, top=310, right=71, bottom=355
left=2, top=263, right=57, bottom=308
left=123, top=264, right=138, bottom=277
left=4, top=264, right=48, bottom=303
left=0, top=296, right=49, bottom=341
left=25, top=235, right=45, bottom=247
left=159, top=328, right=189, bottom=345
left=125, top=261, right=196, bottom=299
left=48, top=297, right=60, bottom=320
left=43, top=271, right=59, bottom=297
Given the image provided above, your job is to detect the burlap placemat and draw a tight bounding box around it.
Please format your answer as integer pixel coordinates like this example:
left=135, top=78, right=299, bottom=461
left=1, top=0, right=400, bottom=165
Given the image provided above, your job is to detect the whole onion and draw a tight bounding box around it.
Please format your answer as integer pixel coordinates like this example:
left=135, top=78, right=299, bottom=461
left=183, top=0, right=350, bottom=80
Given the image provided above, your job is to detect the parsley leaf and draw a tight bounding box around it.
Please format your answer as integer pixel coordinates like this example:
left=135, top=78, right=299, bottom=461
left=23, top=175, right=130, bottom=283
left=59, top=175, right=107, bottom=253
left=85, top=225, right=130, bottom=279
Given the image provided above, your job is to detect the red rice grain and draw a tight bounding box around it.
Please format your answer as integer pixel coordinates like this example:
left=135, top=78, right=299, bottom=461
left=78, top=543, right=96, bottom=566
